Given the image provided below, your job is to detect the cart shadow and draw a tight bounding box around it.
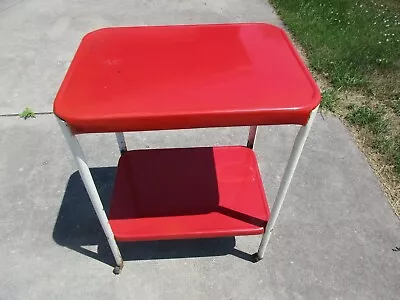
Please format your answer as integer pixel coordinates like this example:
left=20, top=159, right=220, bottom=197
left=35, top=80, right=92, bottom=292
left=53, top=167, right=255, bottom=267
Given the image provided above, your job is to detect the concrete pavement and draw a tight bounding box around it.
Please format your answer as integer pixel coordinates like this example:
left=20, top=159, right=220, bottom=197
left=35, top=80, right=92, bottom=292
left=0, top=0, right=282, bottom=115
left=0, top=1, right=399, bottom=299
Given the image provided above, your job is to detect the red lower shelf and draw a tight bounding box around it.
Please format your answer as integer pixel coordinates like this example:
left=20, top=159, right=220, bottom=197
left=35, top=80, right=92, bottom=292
left=109, top=146, right=270, bottom=241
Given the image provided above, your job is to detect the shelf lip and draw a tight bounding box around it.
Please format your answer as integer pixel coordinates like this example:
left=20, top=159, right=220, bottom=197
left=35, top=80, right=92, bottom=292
left=109, top=146, right=270, bottom=242
left=111, top=223, right=266, bottom=242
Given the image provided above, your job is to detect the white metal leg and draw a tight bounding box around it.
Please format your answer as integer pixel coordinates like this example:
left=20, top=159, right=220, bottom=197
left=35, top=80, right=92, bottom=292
left=256, top=106, right=319, bottom=260
left=247, top=126, right=257, bottom=149
left=115, top=132, right=127, bottom=154
left=57, top=118, right=124, bottom=273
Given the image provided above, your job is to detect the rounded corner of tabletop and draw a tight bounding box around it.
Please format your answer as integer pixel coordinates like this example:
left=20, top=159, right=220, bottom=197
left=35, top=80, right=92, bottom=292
left=53, top=22, right=321, bottom=134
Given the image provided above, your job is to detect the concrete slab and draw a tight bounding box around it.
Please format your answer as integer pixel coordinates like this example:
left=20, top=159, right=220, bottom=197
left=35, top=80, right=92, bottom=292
left=0, top=0, right=282, bottom=115
left=1, top=0, right=399, bottom=299
left=0, top=114, right=399, bottom=300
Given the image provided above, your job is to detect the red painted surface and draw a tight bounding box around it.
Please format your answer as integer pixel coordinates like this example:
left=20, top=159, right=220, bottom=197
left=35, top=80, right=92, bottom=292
left=109, top=146, right=270, bottom=241
left=53, top=23, right=320, bottom=133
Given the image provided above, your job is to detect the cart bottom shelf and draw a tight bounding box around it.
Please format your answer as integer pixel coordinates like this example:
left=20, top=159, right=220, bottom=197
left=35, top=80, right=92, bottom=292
left=109, top=146, right=270, bottom=241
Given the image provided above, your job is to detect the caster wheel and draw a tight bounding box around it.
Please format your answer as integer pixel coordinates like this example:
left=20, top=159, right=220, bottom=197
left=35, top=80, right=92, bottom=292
left=251, top=253, right=262, bottom=263
left=113, top=265, right=123, bottom=275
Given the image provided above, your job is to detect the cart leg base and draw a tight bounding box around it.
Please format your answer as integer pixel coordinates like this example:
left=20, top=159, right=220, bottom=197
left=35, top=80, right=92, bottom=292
left=113, top=265, right=124, bottom=275
left=251, top=253, right=263, bottom=263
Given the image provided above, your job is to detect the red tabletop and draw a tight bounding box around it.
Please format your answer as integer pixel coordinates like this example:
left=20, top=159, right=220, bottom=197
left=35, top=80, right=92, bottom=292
left=53, top=23, right=320, bottom=133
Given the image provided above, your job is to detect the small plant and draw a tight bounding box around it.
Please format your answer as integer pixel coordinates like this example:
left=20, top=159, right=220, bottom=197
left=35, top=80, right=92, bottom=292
left=19, top=107, right=36, bottom=120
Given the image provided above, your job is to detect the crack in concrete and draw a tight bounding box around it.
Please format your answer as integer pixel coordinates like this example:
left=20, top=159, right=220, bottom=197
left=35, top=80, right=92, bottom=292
left=0, top=0, right=29, bottom=15
left=0, top=111, right=53, bottom=118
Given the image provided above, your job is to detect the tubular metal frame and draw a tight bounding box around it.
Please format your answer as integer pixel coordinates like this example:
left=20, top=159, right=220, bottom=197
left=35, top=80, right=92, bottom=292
left=57, top=105, right=318, bottom=272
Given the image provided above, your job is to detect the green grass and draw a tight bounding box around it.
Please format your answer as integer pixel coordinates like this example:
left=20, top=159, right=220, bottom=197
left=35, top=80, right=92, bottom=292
left=19, top=107, right=36, bottom=120
left=346, top=105, right=389, bottom=134
left=321, top=89, right=339, bottom=112
left=271, top=0, right=400, bottom=90
left=271, top=0, right=400, bottom=214
left=345, top=105, right=400, bottom=174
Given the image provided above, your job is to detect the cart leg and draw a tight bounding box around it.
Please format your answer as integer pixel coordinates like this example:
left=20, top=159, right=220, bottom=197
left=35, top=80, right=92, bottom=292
left=115, top=132, right=127, bottom=154
left=247, top=126, right=257, bottom=149
left=57, top=118, right=124, bottom=273
left=255, top=106, right=319, bottom=261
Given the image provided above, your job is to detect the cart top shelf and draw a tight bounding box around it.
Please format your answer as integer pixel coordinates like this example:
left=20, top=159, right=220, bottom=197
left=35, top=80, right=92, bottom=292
left=53, top=23, right=320, bottom=133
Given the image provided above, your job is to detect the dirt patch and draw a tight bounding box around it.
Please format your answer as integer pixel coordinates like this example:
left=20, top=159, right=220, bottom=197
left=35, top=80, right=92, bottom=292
left=345, top=121, right=400, bottom=215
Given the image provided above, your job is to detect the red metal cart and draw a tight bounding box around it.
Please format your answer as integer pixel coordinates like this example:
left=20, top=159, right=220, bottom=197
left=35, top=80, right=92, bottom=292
left=54, top=23, right=321, bottom=274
